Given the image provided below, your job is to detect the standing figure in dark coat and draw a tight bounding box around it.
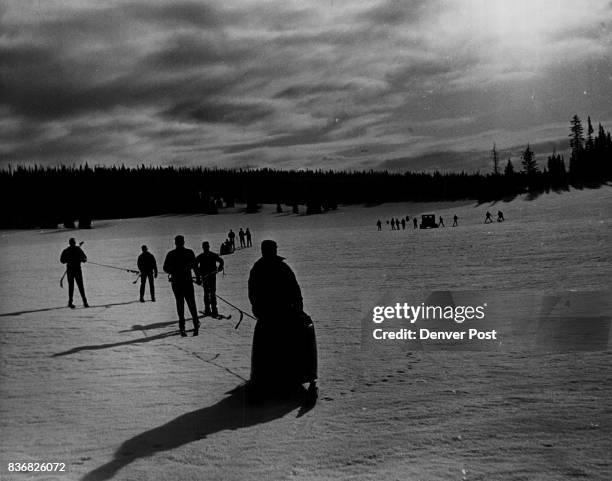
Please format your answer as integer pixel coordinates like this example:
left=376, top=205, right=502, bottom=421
left=228, top=229, right=236, bottom=250
left=163, top=235, right=200, bottom=337
left=245, top=228, right=252, bottom=247
left=137, top=245, right=158, bottom=302
left=413, top=217, right=418, bottom=229
left=195, top=241, right=224, bottom=317
left=60, top=238, right=89, bottom=309
left=485, top=211, right=493, bottom=223
left=248, top=240, right=317, bottom=398
left=238, top=228, right=246, bottom=248
left=453, top=215, right=458, bottom=227
left=376, top=219, right=382, bottom=231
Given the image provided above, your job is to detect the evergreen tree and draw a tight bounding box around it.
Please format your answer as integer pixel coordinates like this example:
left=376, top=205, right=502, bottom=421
left=569, top=114, right=584, bottom=152
left=521, top=144, right=538, bottom=175
left=504, top=158, right=514, bottom=176
left=586, top=116, right=594, bottom=151
left=569, top=114, right=584, bottom=180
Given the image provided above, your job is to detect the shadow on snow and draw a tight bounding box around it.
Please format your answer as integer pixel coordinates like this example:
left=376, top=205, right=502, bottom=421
left=0, top=300, right=141, bottom=318
left=81, top=384, right=306, bottom=481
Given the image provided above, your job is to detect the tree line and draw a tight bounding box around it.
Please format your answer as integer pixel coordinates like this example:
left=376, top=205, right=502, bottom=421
left=1, top=114, right=610, bottom=229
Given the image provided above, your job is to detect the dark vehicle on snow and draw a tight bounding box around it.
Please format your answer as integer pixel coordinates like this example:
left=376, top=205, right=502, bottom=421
left=420, top=214, right=438, bottom=229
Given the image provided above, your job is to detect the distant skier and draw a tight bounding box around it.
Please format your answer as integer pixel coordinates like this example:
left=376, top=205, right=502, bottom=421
left=60, top=238, right=89, bottom=309
left=390, top=218, right=396, bottom=230
left=248, top=240, right=317, bottom=401
left=485, top=211, right=493, bottom=223
left=228, top=229, right=236, bottom=249
left=413, top=217, right=418, bottom=229
left=195, top=241, right=224, bottom=318
left=401, top=218, right=406, bottom=230
left=497, top=210, right=505, bottom=222
left=246, top=228, right=252, bottom=247
left=163, top=235, right=200, bottom=337
left=376, top=219, right=382, bottom=231
left=439, top=216, right=445, bottom=227
left=137, top=245, right=158, bottom=302
left=238, top=228, right=246, bottom=248
left=453, top=215, right=458, bottom=227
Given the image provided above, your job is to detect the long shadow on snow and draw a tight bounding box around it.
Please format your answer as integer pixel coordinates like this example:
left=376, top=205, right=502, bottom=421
left=51, top=328, right=186, bottom=357
left=0, top=300, right=140, bottom=318
left=81, top=384, right=305, bottom=481
left=118, top=320, right=178, bottom=332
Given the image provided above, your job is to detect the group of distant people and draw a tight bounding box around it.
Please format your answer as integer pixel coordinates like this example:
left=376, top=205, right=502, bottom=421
left=221, top=228, right=252, bottom=254
left=60, top=232, right=318, bottom=401
left=376, top=214, right=460, bottom=230
left=485, top=211, right=505, bottom=223
left=377, top=216, right=419, bottom=230
left=376, top=211, right=506, bottom=230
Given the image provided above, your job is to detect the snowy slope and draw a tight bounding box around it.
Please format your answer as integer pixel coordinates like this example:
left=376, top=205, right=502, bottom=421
left=0, top=187, right=611, bottom=481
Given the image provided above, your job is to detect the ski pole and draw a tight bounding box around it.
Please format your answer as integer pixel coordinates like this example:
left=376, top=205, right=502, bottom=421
left=88, top=261, right=139, bottom=274
left=214, top=294, right=256, bottom=329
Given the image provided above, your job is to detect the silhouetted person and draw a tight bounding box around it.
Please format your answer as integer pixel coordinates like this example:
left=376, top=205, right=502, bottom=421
left=238, top=228, right=246, bottom=248
left=485, top=211, right=493, bottom=223
left=248, top=240, right=317, bottom=399
left=195, top=241, right=224, bottom=317
left=246, top=228, right=252, bottom=247
left=401, top=218, right=406, bottom=230
left=497, top=210, right=505, bottom=222
left=439, top=216, right=445, bottom=227
left=413, top=217, right=418, bottom=229
left=453, top=215, right=458, bottom=227
left=163, top=235, right=200, bottom=337
left=60, top=238, right=88, bottom=308
left=228, top=229, right=236, bottom=249
left=390, top=218, right=395, bottom=230
left=137, top=245, right=158, bottom=302
left=376, top=219, right=382, bottom=231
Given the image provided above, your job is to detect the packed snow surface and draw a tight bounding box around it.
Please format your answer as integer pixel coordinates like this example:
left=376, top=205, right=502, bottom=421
left=1, top=187, right=611, bottom=480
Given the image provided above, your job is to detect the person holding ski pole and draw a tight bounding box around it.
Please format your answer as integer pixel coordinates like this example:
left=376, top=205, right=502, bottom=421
left=163, top=235, right=200, bottom=337
left=137, top=245, right=158, bottom=302
left=195, top=241, right=224, bottom=318
left=60, top=238, right=89, bottom=308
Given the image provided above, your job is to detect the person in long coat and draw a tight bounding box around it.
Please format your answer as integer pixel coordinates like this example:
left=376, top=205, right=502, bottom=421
left=248, top=240, right=317, bottom=398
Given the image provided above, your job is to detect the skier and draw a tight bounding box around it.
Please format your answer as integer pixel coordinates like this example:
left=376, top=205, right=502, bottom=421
left=453, top=215, right=458, bottom=227
left=163, top=235, right=200, bottom=337
left=439, top=216, right=445, bottom=227
left=238, top=228, right=246, bottom=248
left=376, top=219, right=382, bottom=231
left=245, top=228, right=252, bottom=247
left=137, top=245, right=158, bottom=302
left=413, top=217, right=418, bottom=229
left=390, top=218, right=396, bottom=230
left=60, top=238, right=89, bottom=308
left=485, top=211, right=493, bottom=223
left=248, top=240, right=317, bottom=401
left=195, top=241, right=224, bottom=317
left=401, top=218, right=406, bottom=230
left=228, top=229, right=236, bottom=250
left=497, top=210, right=505, bottom=222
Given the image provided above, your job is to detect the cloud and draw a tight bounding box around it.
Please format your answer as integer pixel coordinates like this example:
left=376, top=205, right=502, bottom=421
left=1, top=0, right=611, bottom=170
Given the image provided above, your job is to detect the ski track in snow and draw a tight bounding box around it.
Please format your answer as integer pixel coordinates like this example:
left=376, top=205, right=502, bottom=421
left=1, top=188, right=611, bottom=480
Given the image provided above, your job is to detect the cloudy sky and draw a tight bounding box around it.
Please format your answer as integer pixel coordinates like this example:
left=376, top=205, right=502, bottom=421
left=1, top=0, right=611, bottom=172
